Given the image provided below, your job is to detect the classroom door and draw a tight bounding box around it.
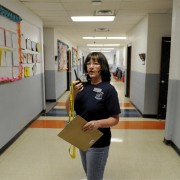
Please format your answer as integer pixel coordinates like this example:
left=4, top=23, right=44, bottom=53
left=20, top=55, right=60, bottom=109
left=67, top=50, right=71, bottom=90
left=125, top=45, right=132, bottom=97
left=157, top=37, right=171, bottom=119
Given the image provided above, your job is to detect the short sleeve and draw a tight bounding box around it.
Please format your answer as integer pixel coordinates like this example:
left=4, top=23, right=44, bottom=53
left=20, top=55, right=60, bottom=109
left=105, top=85, right=121, bottom=116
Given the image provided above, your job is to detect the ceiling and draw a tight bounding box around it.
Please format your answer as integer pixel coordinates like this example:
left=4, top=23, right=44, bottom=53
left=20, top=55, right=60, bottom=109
left=19, top=0, right=172, bottom=53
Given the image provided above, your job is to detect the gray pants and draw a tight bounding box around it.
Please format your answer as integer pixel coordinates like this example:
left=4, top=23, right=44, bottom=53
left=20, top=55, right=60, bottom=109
left=79, top=146, right=109, bottom=180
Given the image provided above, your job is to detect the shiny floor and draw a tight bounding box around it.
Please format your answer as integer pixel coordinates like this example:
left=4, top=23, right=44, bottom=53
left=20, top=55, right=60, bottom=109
left=0, top=77, right=180, bottom=180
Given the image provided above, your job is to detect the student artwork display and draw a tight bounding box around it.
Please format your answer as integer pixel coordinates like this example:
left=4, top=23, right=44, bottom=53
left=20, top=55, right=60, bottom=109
left=0, top=5, right=22, bottom=83
left=0, top=27, right=5, bottom=46
left=72, top=47, right=78, bottom=67
left=21, top=40, right=41, bottom=77
left=0, top=5, right=41, bottom=83
left=57, top=40, right=68, bottom=71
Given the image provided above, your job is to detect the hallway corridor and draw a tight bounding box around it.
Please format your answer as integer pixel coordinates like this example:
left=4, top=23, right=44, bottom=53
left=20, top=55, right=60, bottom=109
left=0, top=78, right=180, bottom=180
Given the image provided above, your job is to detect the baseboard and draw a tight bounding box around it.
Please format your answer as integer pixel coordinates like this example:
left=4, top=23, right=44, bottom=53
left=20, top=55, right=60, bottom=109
left=46, top=90, right=67, bottom=103
left=130, top=101, right=158, bottom=119
left=46, top=99, right=56, bottom=102
left=0, top=111, right=43, bottom=155
left=164, top=138, right=180, bottom=156
left=142, top=114, right=157, bottom=118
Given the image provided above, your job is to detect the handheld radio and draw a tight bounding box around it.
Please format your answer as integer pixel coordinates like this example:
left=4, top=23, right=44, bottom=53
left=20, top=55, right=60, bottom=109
left=74, top=69, right=81, bottom=83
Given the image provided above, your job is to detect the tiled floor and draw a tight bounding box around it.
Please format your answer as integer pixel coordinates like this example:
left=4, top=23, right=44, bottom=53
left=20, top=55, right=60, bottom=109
left=0, top=77, right=180, bottom=180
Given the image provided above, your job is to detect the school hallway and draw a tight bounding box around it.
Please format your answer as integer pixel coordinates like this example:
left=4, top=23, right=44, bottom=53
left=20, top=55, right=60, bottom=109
left=0, top=77, right=180, bottom=180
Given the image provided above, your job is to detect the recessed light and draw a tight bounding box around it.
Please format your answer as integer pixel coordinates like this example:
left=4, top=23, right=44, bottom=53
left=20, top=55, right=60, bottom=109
left=87, top=44, right=103, bottom=46
left=103, top=44, right=120, bottom=46
left=89, top=48, right=114, bottom=50
left=91, top=0, right=102, bottom=5
left=83, top=36, right=126, bottom=40
left=87, top=44, right=120, bottom=46
left=83, top=37, right=106, bottom=39
left=107, top=37, right=127, bottom=39
left=71, top=16, right=115, bottom=22
left=90, top=50, right=111, bottom=53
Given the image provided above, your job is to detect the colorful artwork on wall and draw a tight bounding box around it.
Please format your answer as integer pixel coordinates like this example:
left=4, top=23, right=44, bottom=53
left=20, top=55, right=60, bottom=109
left=57, top=40, right=69, bottom=71
left=72, top=47, right=78, bottom=67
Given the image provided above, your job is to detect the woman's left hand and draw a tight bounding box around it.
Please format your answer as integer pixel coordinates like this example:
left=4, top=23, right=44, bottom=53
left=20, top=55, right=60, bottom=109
left=82, top=121, right=100, bottom=132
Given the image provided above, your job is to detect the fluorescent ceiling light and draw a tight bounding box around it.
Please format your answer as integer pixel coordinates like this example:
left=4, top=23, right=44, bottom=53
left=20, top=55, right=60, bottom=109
left=87, top=44, right=103, bottom=46
left=89, top=48, right=101, bottom=50
left=89, top=48, right=114, bottom=50
left=104, top=44, right=120, bottom=46
left=71, top=16, right=115, bottom=22
left=87, top=44, right=120, bottom=46
left=90, top=50, right=111, bottom=53
left=91, top=0, right=102, bottom=5
left=83, top=36, right=126, bottom=40
left=83, top=37, right=106, bottom=39
left=107, top=37, right=127, bottom=39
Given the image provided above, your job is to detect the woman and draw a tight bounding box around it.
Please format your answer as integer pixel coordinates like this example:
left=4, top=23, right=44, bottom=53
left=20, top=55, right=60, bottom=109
left=65, top=52, right=121, bottom=180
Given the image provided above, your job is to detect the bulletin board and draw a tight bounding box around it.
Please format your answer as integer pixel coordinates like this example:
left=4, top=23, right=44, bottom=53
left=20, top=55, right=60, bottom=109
left=0, top=5, right=22, bottom=83
left=72, top=47, right=78, bottom=67
left=0, top=5, right=42, bottom=83
left=57, top=40, right=69, bottom=71
left=20, top=20, right=41, bottom=78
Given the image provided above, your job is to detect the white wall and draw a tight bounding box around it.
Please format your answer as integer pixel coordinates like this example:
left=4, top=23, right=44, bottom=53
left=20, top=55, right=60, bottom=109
left=44, top=28, right=83, bottom=100
left=147, top=14, right=172, bottom=73
left=44, top=28, right=55, bottom=71
left=0, top=0, right=45, bottom=150
left=128, top=16, right=148, bottom=73
left=165, top=0, right=180, bottom=151
left=127, top=14, right=172, bottom=115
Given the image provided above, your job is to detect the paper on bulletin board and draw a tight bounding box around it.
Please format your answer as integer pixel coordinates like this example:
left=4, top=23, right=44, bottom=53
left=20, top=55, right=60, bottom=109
left=0, top=48, right=3, bottom=65
left=0, top=50, right=6, bottom=66
left=21, top=34, right=26, bottom=50
left=12, top=50, right=19, bottom=66
left=5, top=51, right=13, bottom=66
left=22, top=53, right=27, bottom=64
left=0, top=28, right=5, bottom=46
left=5, top=30, right=12, bottom=48
left=12, top=33, right=18, bottom=49
left=27, top=53, right=32, bottom=63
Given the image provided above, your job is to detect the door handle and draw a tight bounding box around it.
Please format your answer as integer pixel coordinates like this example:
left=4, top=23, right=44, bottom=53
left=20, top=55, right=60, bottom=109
left=161, top=80, right=165, bottom=83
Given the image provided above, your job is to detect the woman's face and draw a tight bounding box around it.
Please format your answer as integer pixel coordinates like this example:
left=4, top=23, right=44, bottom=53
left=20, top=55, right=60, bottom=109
left=86, top=59, right=101, bottom=79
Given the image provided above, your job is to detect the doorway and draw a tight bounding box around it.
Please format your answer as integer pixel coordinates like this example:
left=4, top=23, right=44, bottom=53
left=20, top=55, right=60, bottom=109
left=67, top=49, right=71, bottom=90
left=157, top=37, right=171, bottom=119
left=125, top=45, right=132, bottom=97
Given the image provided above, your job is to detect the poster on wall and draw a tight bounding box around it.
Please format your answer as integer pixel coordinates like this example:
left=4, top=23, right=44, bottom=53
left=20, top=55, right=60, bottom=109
left=0, top=27, right=5, bottom=46
left=57, top=40, right=68, bottom=71
left=72, top=47, right=78, bottom=67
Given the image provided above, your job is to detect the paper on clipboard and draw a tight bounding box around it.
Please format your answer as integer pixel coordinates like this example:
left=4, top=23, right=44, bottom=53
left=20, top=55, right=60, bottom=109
left=57, top=115, right=103, bottom=151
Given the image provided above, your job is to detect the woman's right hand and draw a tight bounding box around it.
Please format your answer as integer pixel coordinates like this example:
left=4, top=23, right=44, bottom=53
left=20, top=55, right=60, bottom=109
left=73, top=80, right=84, bottom=94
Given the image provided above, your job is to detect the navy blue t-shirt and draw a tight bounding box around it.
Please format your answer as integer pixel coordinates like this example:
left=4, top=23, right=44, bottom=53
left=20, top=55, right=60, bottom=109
left=74, top=81, right=121, bottom=147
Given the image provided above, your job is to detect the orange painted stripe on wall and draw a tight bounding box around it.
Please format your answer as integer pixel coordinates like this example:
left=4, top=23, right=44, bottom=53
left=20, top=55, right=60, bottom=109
left=29, top=120, right=165, bottom=129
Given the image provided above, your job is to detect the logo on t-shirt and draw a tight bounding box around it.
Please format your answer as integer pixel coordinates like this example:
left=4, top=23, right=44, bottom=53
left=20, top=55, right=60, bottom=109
left=95, top=91, right=104, bottom=100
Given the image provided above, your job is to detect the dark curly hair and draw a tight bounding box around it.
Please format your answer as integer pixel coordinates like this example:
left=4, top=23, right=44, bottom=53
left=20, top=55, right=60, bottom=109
left=84, top=52, right=111, bottom=82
